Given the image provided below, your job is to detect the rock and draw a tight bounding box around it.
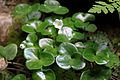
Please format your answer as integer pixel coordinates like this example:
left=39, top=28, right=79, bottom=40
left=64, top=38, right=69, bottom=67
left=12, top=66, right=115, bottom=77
left=0, top=58, right=8, bottom=72
left=0, top=6, right=13, bottom=45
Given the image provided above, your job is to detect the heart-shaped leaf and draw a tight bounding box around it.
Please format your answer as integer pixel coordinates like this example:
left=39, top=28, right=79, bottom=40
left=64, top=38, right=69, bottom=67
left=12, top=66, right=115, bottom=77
left=11, top=74, right=26, bottom=80
left=56, top=53, right=86, bottom=70
left=24, top=47, right=55, bottom=70
left=32, top=69, right=56, bottom=80
left=80, top=66, right=112, bottom=80
left=56, top=42, right=85, bottom=70
left=0, top=44, right=17, bottom=60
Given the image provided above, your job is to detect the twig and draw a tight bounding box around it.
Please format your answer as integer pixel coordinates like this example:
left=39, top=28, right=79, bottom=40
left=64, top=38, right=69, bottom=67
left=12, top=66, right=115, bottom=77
left=7, top=62, right=24, bottom=67
left=7, top=68, right=26, bottom=73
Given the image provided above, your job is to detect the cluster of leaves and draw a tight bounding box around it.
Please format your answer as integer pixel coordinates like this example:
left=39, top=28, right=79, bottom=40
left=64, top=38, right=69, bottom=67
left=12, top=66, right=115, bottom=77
left=11, top=0, right=69, bottom=22
left=10, top=0, right=119, bottom=80
left=89, top=0, right=120, bottom=14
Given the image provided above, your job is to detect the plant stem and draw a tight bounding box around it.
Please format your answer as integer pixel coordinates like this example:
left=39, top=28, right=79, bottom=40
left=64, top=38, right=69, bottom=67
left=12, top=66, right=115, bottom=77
left=7, top=68, right=26, bottom=73
left=7, top=62, right=24, bottom=67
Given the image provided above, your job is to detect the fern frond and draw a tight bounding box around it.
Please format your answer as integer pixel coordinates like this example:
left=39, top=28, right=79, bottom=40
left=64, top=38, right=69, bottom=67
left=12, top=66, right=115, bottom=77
left=88, top=0, right=120, bottom=14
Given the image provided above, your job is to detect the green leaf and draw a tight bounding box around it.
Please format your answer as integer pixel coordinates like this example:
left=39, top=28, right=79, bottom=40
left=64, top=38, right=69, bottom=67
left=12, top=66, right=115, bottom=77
left=83, top=48, right=96, bottom=62
left=11, top=74, right=26, bottom=80
left=56, top=53, right=85, bottom=70
left=0, top=44, right=17, bottom=60
left=37, top=21, right=49, bottom=32
left=24, top=47, right=39, bottom=60
left=53, top=6, right=69, bottom=15
left=39, top=38, right=54, bottom=49
left=26, top=59, right=42, bottom=70
left=22, top=20, right=42, bottom=33
left=39, top=4, right=52, bottom=13
left=13, top=4, right=31, bottom=15
left=44, top=0, right=60, bottom=11
left=105, top=52, right=119, bottom=68
left=72, top=12, right=95, bottom=22
left=56, top=34, right=69, bottom=42
left=63, top=17, right=76, bottom=30
left=95, top=49, right=109, bottom=65
left=70, top=53, right=86, bottom=70
left=73, top=32, right=84, bottom=40
left=59, top=42, right=78, bottom=56
left=27, top=11, right=41, bottom=20
left=11, top=4, right=31, bottom=20
left=31, top=3, right=40, bottom=12
left=74, top=20, right=89, bottom=29
left=39, top=52, right=55, bottom=66
left=58, top=27, right=73, bottom=40
left=22, top=25, right=36, bottom=33
left=85, top=24, right=97, bottom=32
left=56, top=55, right=71, bottom=69
left=26, top=33, right=38, bottom=43
left=43, top=47, right=58, bottom=57
left=32, top=70, right=56, bottom=80
left=24, top=48, right=54, bottom=70
left=80, top=66, right=112, bottom=80
left=56, top=42, right=86, bottom=70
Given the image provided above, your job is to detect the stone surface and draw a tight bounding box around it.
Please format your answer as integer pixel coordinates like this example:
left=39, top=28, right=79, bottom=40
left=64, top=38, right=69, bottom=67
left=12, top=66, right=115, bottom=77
left=0, top=58, right=8, bottom=72
left=0, top=6, right=13, bottom=44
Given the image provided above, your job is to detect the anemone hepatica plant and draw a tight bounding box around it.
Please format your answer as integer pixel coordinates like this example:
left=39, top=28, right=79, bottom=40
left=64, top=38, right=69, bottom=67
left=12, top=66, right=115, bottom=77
left=11, top=0, right=119, bottom=80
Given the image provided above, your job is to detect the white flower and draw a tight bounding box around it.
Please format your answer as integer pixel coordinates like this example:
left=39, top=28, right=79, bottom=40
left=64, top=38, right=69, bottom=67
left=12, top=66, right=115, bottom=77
left=53, top=19, right=63, bottom=29
left=58, top=27, right=73, bottom=40
left=20, top=44, right=26, bottom=49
